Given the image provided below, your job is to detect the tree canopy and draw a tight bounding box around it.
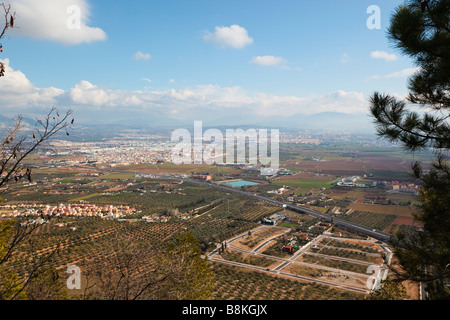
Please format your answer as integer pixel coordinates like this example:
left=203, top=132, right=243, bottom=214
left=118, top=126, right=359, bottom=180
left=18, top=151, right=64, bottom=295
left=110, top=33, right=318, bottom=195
left=369, top=0, right=449, bottom=300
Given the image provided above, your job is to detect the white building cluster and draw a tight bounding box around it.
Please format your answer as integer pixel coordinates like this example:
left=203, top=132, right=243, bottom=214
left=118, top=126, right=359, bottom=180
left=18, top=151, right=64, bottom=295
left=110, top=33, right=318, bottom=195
left=0, top=203, right=136, bottom=219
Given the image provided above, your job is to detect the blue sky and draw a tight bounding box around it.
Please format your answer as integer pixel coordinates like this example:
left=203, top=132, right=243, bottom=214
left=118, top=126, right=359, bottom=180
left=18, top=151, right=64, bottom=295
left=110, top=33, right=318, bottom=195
left=0, top=0, right=417, bottom=126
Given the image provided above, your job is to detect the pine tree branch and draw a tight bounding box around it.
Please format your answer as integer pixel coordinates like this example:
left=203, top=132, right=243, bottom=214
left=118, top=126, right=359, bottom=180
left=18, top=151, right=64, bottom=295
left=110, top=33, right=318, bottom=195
left=372, top=94, right=444, bottom=147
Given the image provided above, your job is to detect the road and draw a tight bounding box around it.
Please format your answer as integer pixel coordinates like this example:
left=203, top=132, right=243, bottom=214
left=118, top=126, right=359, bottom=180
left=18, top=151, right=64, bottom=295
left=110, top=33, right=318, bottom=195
left=209, top=239, right=373, bottom=294
left=251, top=228, right=291, bottom=253
left=68, top=165, right=391, bottom=294
left=209, top=231, right=388, bottom=294
left=208, top=256, right=371, bottom=294
left=210, top=229, right=374, bottom=282
left=273, top=234, right=323, bottom=272
left=76, top=165, right=394, bottom=243
left=179, top=177, right=394, bottom=243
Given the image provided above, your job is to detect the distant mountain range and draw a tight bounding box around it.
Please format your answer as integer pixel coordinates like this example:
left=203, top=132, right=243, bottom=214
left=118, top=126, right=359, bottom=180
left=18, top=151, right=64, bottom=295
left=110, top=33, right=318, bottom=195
left=0, top=114, right=37, bottom=128
left=0, top=111, right=377, bottom=137
left=188, top=111, right=376, bottom=134
left=102, top=111, right=376, bottom=132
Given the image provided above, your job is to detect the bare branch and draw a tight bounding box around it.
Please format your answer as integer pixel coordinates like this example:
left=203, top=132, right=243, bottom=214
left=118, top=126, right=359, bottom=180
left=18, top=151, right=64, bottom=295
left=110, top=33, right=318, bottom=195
left=0, top=108, right=74, bottom=189
left=0, top=2, right=17, bottom=78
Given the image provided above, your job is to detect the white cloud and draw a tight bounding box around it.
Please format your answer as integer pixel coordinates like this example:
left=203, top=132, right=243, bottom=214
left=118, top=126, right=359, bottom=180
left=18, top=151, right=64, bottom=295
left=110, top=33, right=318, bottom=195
left=0, top=59, right=63, bottom=109
left=133, top=51, right=151, bottom=61
left=203, top=25, right=253, bottom=49
left=370, top=51, right=398, bottom=61
left=141, top=78, right=152, bottom=84
left=250, top=56, right=286, bottom=67
left=69, top=80, right=109, bottom=106
left=64, top=83, right=367, bottom=117
left=384, top=67, right=421, bottom=78
left=367, top=67, right=421, bottom=80
left=169, top=79, right=175, bottom=83
left=0, top=60, right=369, bottom=122
left=0, top=59, right=33, bottom=93
left=10, top=0, right=106, bottom=45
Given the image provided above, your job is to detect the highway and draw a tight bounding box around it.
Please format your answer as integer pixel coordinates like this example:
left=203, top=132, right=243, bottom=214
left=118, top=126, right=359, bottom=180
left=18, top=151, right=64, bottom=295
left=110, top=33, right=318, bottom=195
left=67, top=165, right=392, bottom=294
left=73, top=165, right=394, bottom=243
left=179, top=177, right=394, bottom=244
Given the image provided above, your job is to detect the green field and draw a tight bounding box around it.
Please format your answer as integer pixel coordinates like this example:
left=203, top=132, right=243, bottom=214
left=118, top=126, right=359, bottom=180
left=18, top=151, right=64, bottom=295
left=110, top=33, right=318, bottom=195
left=115, top=163, right=236, bottom=175
left=339, top=211, right=397, bottom=231
left=272, top=178, right=336, bottom=190
left=100, top=173, right=137, bottom=180
left=211, top=263, right=364, bottom=300
left=185, top=186, right=210, bottom=191
left=279, top=222, right=300, bottom=229
left=69, top=193, right=104, bottom=203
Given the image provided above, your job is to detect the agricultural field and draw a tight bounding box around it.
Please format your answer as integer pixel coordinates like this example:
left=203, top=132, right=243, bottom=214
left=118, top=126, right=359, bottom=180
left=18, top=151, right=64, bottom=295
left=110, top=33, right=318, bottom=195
left=99, top=173, right=137, bottom=180
left=0, top=151, right=418, bottom=300
left=329, top=189, right=368, bottom=201
left=319, top=238, right=381, bottom=254
left=297, top=253, right=371, bottom=275
left=210, top=263, right=364, bottom=300
left=233, top=226, right=290, bottom=251
left=209, top=222, right=390, bottom=297
left=349, top=203, right=417, bottom=217
left=259, top=240, right=292, bottom=259
left=325, top=186, right=420, bottom=233
left=309, top=246, right=382, bottom=265
left=218, top=250, right=280, bottom=269
left=114, top=163, right=239, bottom=175
left=284, top=264, right=369, bottom=291
left=271, top=178, right=335, bottom=190
left=279, top=143, right=434, bottom=182
left=1, top=196, right=289, bottom=294
left=385, top=192, right=421, bottom=205
left=337, top=211, right=397, bottom=231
